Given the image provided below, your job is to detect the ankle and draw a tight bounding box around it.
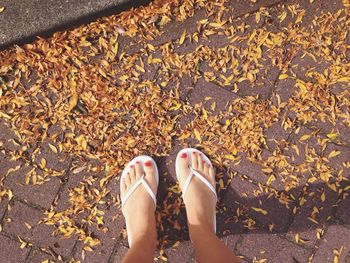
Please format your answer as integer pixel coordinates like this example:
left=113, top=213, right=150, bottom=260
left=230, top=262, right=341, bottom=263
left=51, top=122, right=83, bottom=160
left=131, top=232, right=157, bottom=249
left=188, top=222, right=216, bottom=243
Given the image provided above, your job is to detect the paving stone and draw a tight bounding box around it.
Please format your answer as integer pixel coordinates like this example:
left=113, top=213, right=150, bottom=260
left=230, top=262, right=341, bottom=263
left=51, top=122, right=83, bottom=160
left=165, top=241, right=194, bottom=263
left=155, top=145, right=190, bottom=245
left=227, top=174, right=293, bottom=233
left=3, top=164, right=62, bottom=209
left=189, top=78, right=240, bottom=115
left=287, top=184, right=339, bottom=248
left=73, top=202, right=123, bottom=262
left=0, top=119, right=22, bottom=151
left=221, top=234, right=240, bottom=252
left=3, top=201, right=76, bottom=260
left=111, top=245, right=128, bottom=262
left=314, top=122, right=350, bottom=147
left=228, top=152, right=268, bottom=184
left=312, top=225, right=350, bottom=263
left=26, top=249, right=55, bottom=262
left=0, top=234, right=30, bottom=263
left=151, top=8, right=206, bottom=46
left=0, top=198, right=9, bottom=222
left=237, top=233, right=311, bottom=263
left=271, top=78, right=296, bottom=106
left=225, top=0, right=281, bottom=19
left=33, top=141, right=71, bottom=172
left=336, top=191, right=350, bottom=225
left=264, top=118, right=292, bottom=152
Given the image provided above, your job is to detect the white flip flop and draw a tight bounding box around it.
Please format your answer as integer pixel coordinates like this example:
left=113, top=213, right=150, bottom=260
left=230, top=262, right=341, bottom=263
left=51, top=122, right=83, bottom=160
left=120, top=155, right=159, bottom=247
left=175, top=148, right=217, bottom=233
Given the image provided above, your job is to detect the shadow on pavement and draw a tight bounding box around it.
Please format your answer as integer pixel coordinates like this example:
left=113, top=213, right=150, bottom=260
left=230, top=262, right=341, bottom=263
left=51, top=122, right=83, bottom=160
left=155, top=158, right=350, bottom=249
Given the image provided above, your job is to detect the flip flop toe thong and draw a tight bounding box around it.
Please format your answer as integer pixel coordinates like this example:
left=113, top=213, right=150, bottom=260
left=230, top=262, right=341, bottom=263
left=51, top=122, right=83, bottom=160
left=175, top=148, right=217, bottom=233
left=120, top=155, right=159, bottom=247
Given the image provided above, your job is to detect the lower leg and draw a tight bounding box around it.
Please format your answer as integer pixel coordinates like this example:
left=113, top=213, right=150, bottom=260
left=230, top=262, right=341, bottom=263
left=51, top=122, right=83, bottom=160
left=177, top=151, right=239, bottom=263
left=189, top=223, right=240, bottom=263
left=121, top=217, right=157, bottom=263
left=120, top=161, right=158, bottom=263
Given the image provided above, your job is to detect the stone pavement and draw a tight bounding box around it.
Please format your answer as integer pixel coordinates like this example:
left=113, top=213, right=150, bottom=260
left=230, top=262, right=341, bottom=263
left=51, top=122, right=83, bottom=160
left=0, top=0, right=350, bottom=262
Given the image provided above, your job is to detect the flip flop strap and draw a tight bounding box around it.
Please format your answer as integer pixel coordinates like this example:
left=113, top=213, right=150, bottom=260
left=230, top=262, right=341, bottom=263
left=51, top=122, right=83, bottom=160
left=182, top=166, right=217, bottom=202
left=122, top=175, right=157, bottom=208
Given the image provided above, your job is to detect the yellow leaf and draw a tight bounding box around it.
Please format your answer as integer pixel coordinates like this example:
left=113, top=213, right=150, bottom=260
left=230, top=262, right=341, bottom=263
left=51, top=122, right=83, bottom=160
left=326, top=133, right=339, bottom=140
left=75, top=135, right=87, bottom=150
left=219, top=179, right=224, bottom=189
left=300, top=134, right=312, bottom=141
left=295, top=233, right=300, bottom=243
left=24, top=222, right=32, bottom=229
left=328, top=150, right=340, bottom=158
left=179, top=30, right=186, bottom=45
left=266, top=174, right=276, bottom=185
left=255, top=12, right=261, bottom=23
left=279, top=74, right=288, bottom=80
left=160, top=81, right=168, bottom=87
left=278, top=11, right=287, bottom=22
left=321, top=192, right=326, bottom=202
left=83, top=246, right=93, bottom=252
left=194, top=129, right=202, bottom=142
left=40, top=158, right=47, bottom=169
left=262, top=168, right=273, bottom=173
left=0, top=7, right=4, bottom=13
left=337, top=77, right=350, bottom=82
left=251, top=207, right=268, bottom=215
left=119, top=75, right=128, bottom=81
left=68, top=92, right=78, bottom=112
left=48, top=143, right=58, bottom=154
left=225, top=155, right=236, bottom=160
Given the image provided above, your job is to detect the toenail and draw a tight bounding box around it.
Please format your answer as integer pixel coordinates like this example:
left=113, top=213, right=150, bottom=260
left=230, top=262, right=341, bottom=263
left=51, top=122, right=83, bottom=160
left=145, top=161, right=152, bottom=167
left=180, top=153, right=187, bottom=158
left=130, top=165, right=134, bottom=168
left=193, top=152, right=196, bottom=155
left=202, top=160, right=205, bottom=164
left=136, top=161, right=140, bottom=164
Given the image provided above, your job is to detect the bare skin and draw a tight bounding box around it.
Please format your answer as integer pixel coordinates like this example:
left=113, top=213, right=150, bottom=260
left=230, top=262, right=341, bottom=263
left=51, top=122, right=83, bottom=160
left=178, top=151, right=240, bottom=263
left=121, top=153, right=240, bottom=263
left=120, top=160, right=157, bottom=263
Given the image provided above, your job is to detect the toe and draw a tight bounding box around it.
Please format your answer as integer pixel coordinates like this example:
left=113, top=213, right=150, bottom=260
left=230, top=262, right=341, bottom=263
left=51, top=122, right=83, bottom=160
left=197, top=153, right=203, bottom=171
left=179, top=152, right=190, bottom=184
left=135, top=161, right=143, bottom=180
left=192, top=151, right=198, bottom=169
left=125, top=172, right=131, bottom=187
left=144, top=160, right=157, bottom=193
left=203, top=161, right=209, bottom=175
left=130, top=165, right=136, bottom=181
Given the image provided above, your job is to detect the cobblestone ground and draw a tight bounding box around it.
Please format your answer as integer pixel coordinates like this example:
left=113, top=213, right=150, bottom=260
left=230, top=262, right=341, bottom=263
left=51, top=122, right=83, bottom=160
left=1, top=0, right=350, bottom=262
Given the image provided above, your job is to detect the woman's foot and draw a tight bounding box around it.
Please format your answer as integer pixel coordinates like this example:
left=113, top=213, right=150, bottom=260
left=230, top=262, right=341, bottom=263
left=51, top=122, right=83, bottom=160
left=178, top=151, right=216, bottom=231
left=120, top=160, right=158, bottom=244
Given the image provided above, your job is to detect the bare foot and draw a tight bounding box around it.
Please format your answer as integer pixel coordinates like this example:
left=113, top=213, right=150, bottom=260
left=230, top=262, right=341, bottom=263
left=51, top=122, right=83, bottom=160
left=120, top=160, right=158, bottom=243
left=178, top=151, right=216, bottom=231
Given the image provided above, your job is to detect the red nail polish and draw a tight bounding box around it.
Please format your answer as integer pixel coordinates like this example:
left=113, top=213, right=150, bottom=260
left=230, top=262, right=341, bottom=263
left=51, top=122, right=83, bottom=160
left=136, top=161, right=140, bottom=164
left=202, top=160, right=205, bottom=164
left=145, top=161, right=152, bottom=167
left=130, top=165, right=134, bottom=168
left=180, top=153, right=187, bottom=158
left=193, top=152, right=196, bottom=155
